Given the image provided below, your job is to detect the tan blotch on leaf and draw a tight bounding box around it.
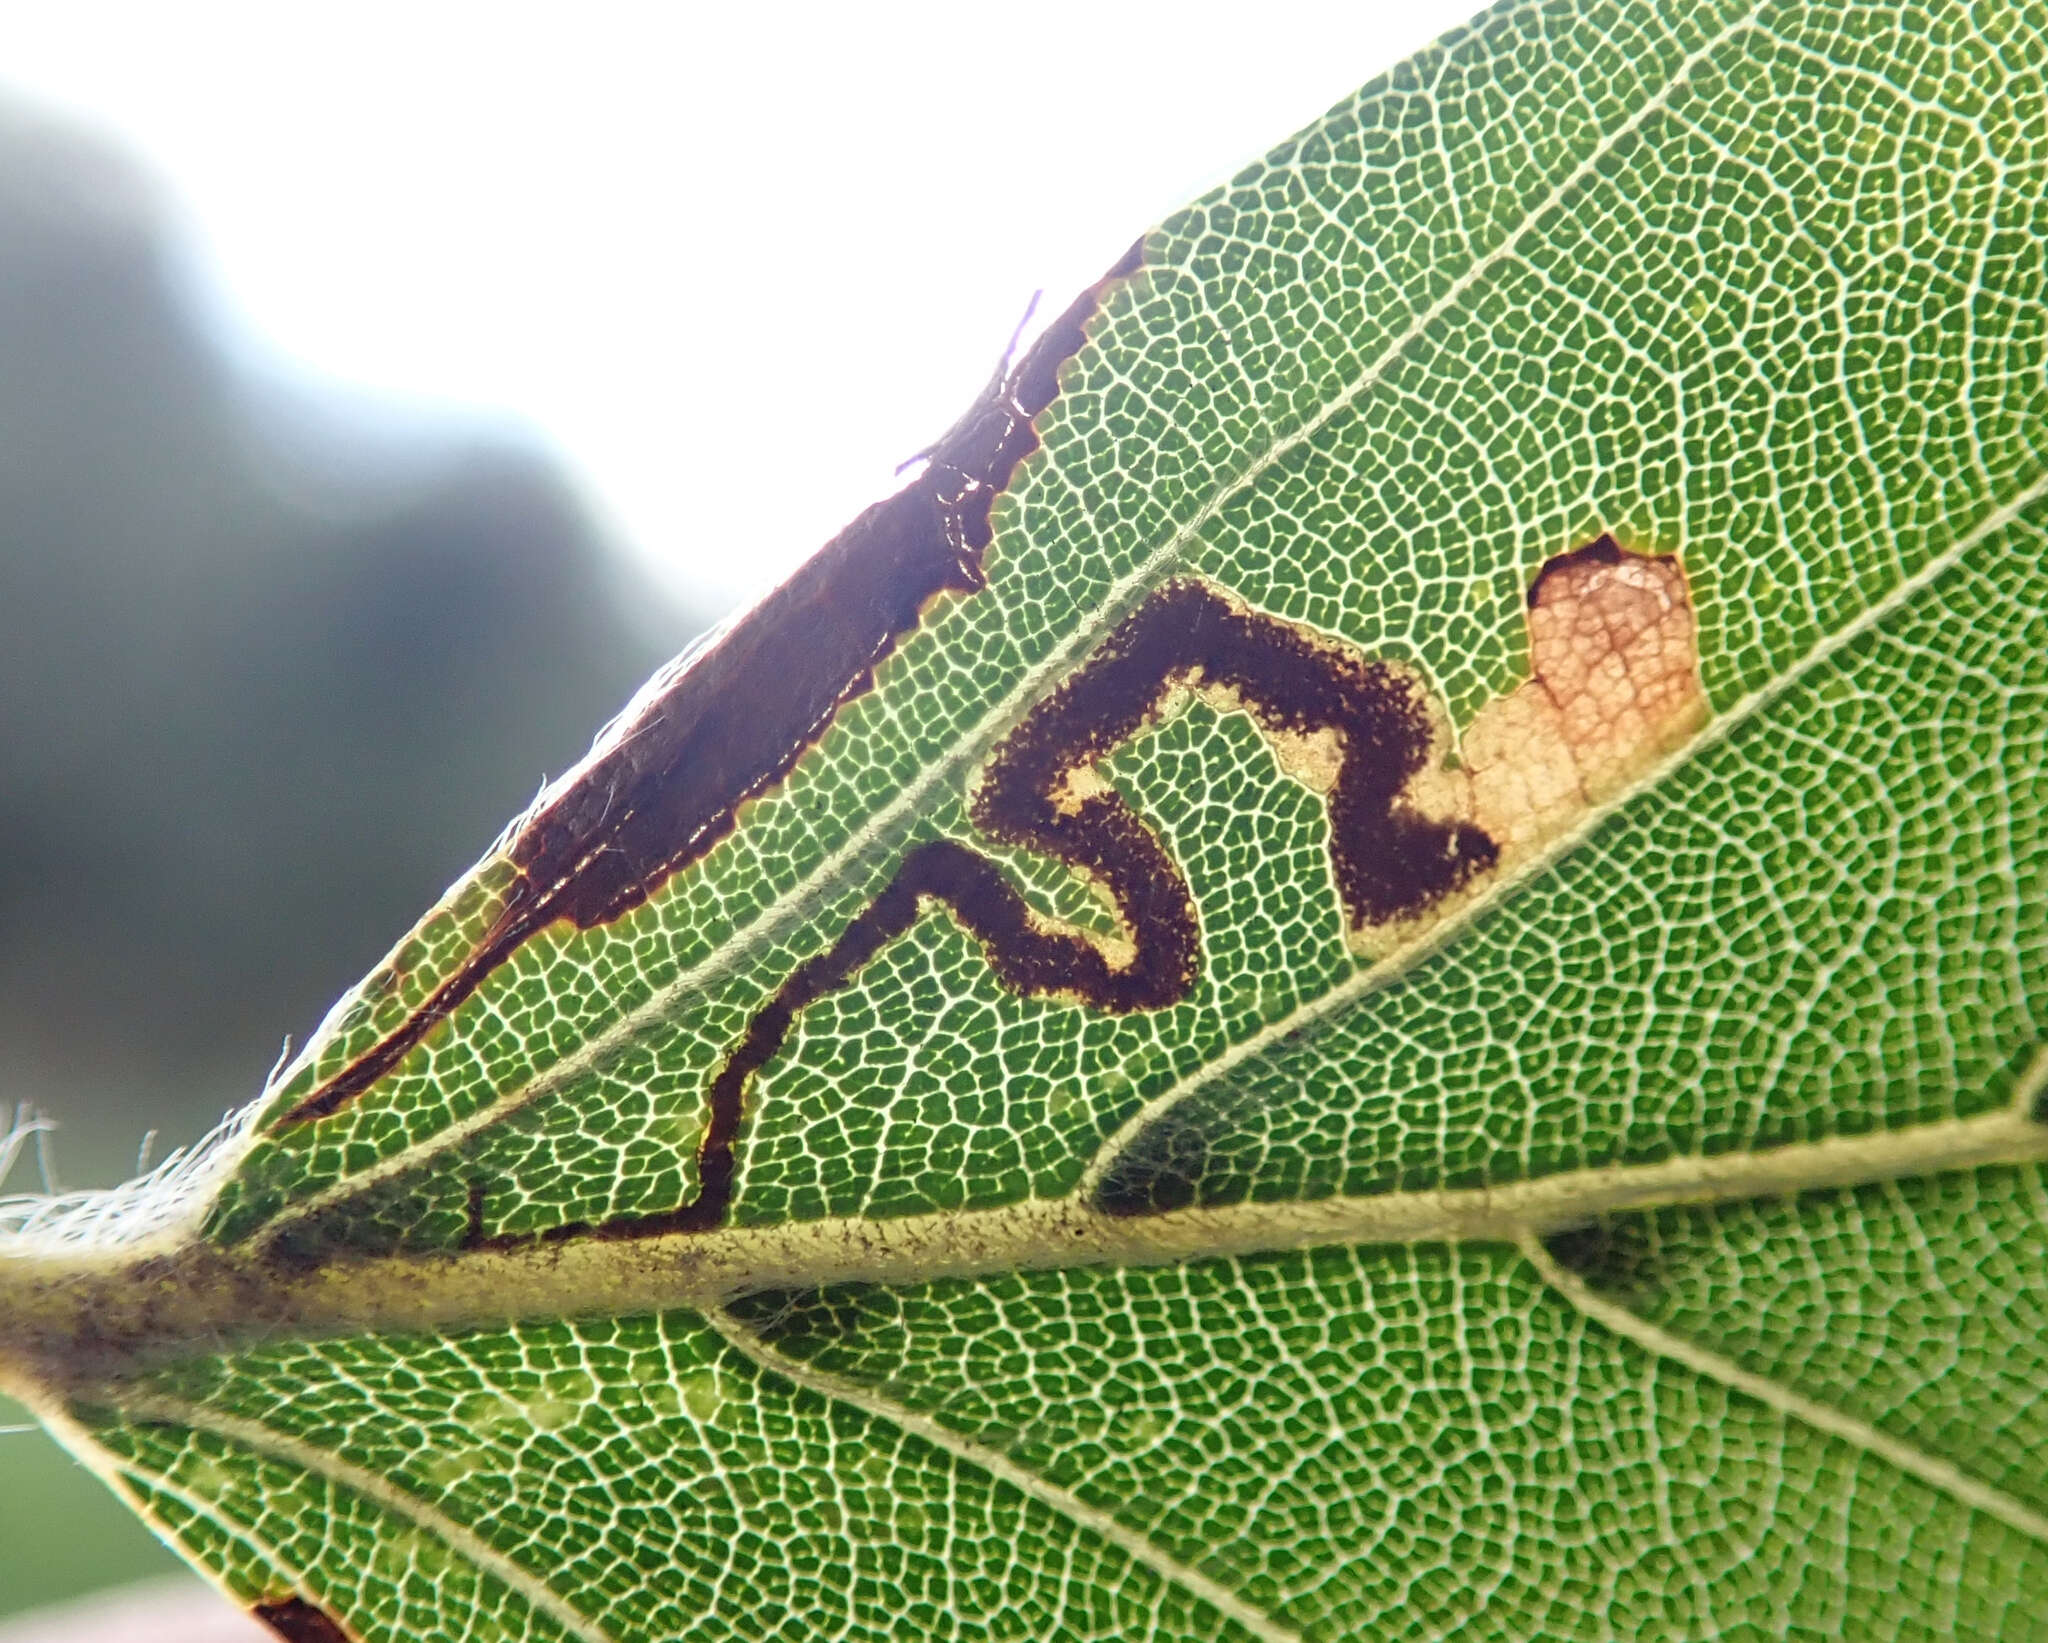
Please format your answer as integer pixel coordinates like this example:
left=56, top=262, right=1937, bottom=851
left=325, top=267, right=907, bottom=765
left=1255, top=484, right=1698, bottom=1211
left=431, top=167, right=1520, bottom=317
left=1458, top=536, right=1707, bottom=858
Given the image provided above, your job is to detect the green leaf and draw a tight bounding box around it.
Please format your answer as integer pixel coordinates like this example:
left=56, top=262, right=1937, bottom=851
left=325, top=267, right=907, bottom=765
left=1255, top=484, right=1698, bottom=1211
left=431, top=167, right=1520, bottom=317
left=6, top=0, right=2048, bottom=1638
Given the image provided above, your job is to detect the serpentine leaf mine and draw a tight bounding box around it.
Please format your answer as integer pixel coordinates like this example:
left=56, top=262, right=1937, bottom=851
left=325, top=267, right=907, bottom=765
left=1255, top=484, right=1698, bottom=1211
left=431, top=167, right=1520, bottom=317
left=275, top=243, right=1146, bottom=1131
left=435, top=536, right=1704, bottom=1249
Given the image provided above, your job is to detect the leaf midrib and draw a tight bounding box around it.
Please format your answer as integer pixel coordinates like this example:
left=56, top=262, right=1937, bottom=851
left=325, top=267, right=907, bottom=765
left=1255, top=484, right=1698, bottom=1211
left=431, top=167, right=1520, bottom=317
left=12, top=1093, right=2043, bottom=1398
left=68, top=1122, right=2048, bottom=1643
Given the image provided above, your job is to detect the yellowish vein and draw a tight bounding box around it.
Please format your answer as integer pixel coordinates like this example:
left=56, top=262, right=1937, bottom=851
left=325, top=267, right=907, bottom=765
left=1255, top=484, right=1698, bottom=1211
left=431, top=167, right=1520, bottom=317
left=1519, top=1232, right=2048, bottom=1549
left=707, top=1308, right=1304, bottom=1643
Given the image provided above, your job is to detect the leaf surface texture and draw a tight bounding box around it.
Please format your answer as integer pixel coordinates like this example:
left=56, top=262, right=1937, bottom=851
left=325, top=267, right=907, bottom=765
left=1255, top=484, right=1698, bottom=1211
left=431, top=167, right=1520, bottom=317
left=6, top=2, right=2048, bottom=1639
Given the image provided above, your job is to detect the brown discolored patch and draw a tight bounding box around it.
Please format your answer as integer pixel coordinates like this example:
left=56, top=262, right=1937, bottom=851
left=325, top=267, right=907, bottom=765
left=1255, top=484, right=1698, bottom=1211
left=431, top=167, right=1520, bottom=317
left=470, top=577, right=1495, bottom=1246
left=1455, top=533, right=1705, bottom=858
left=725, top=1282, right=898, bottom=1352
left=253, top=1597, right=355, bottom=1643
left=275, top=242, right=1145, bottom=1130
left=1090, top=1109, right=1210, bottom=1218
left=1540, top=1216, right=1674, bottom=1303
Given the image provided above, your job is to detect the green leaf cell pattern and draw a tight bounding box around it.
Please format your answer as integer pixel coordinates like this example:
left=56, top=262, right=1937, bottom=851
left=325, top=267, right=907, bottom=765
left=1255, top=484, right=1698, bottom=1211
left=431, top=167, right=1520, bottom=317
left=3, top=3, right=2046, bottom=1641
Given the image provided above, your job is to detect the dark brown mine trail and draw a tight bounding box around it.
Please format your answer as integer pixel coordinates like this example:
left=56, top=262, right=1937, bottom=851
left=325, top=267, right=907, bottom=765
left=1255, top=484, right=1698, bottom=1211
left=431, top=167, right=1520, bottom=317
left=254, top=1598, right=356, bottom=1643
left=275, top=242, right=1145, bottom=1131
left=470, top=577, right=1497, bottom=1248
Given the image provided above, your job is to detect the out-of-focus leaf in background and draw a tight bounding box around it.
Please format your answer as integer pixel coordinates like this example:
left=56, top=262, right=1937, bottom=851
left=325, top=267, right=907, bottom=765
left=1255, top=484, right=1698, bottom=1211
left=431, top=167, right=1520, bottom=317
left=0, top=99, right=704, bottom=1619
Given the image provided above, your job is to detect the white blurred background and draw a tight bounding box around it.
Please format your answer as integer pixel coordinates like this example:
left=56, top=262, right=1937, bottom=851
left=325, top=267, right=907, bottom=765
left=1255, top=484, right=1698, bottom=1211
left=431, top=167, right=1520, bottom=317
left=5, top=1, right=1468, bottom=608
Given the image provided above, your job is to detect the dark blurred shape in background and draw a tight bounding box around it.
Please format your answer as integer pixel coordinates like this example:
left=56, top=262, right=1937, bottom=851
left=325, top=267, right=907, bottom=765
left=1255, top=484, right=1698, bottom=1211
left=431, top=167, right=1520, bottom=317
left=0, top=98, right=705, bottom=1185
left=0, top=98, right=707, bottom=1620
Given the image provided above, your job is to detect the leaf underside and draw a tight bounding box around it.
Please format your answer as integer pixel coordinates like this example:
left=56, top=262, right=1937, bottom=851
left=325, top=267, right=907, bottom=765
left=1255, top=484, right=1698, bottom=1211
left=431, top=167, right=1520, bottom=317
left=8, top=2, right=2048, bottom=1640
